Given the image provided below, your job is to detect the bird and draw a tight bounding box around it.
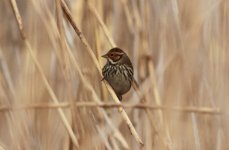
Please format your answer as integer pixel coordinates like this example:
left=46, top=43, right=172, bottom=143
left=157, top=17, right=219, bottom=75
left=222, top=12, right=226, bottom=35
left=102, top=47, right=134, bottom=101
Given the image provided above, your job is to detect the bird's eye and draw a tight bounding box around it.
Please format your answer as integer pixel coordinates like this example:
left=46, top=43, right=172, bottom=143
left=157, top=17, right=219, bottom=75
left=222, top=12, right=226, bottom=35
left=110, top=53, right=114, bottom=57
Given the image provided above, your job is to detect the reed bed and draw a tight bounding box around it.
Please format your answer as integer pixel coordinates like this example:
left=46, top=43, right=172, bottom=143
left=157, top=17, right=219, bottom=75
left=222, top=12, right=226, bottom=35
left=0, top=0, right=229, bottom=149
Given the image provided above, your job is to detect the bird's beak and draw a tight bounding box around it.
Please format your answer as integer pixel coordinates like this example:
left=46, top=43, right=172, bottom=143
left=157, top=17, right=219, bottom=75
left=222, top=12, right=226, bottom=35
left=101, top=54, right=107, bottom=58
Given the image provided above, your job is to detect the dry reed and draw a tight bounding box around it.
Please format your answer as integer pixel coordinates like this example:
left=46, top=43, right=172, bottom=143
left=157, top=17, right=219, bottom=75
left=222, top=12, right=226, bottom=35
left=0, top=0, right=229, bottom=149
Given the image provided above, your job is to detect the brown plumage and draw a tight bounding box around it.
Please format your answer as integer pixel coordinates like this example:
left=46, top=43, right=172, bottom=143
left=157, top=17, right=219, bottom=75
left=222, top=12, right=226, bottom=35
left=102, top=47, right=133, bottom=101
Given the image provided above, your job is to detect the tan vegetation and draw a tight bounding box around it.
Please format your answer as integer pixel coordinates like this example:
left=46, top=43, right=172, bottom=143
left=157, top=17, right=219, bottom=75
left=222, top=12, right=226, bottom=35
left=0, top=0, right=229, bottom=149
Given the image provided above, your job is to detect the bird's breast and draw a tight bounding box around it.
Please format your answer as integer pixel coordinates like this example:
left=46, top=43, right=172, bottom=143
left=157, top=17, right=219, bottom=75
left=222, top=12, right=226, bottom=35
left=102, top=64, right=133, bottom=95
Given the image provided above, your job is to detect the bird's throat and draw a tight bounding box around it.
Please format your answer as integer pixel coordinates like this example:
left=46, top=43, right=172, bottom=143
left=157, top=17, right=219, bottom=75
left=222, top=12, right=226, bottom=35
left=108, top=58, right=118, bottom=64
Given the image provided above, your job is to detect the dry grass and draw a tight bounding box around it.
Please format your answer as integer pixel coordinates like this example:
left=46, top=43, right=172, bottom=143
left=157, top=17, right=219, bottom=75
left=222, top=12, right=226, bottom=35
left=0, top=0, right=229, bottom=149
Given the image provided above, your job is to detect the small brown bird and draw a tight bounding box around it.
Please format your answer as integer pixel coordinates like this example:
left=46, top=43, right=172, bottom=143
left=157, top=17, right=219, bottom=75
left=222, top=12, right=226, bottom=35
left=102, top=47, right=134, bottom=101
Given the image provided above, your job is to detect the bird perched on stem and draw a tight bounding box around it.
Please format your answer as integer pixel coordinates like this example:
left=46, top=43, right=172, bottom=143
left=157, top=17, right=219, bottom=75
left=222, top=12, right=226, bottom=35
left=102, top=47, right=134, bottom=101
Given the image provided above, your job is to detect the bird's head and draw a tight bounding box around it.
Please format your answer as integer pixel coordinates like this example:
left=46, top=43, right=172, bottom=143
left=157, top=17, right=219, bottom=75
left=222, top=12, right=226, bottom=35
left=102, top=47, right=126, bottom=64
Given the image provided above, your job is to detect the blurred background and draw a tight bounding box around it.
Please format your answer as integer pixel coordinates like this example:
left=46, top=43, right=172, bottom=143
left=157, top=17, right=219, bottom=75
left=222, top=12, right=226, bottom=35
left=0, top=0, right=229, bottom=149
